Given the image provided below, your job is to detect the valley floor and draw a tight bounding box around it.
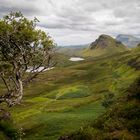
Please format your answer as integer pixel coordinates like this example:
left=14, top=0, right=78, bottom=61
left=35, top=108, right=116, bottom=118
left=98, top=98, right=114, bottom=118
left=1, top=50, right=140, bottom=140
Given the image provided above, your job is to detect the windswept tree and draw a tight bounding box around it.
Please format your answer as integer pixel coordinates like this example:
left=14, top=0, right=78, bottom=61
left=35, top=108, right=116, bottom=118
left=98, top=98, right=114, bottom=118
left=0, top=12, right=55, bottom=107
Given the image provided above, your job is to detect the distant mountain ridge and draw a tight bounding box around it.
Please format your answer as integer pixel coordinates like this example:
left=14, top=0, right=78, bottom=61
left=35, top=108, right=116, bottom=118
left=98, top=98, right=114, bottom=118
left=116, top=34, right=140, bottom=48
left=57, top=44, right=89, bottom=56
left=58, top=44, right=89, bottom=49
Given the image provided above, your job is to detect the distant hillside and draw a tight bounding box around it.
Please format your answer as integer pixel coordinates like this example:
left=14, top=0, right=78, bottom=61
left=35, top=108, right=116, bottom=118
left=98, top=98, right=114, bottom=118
left=136, top=43, right=140, bottom=50
left=133, top=43, right=140, bottom=52
left=90, top=34, right=126, bottom=49
left=58, top=44, right=89, bottom=49
left=116, top=34, right=140, bottom=48
left=82, top=34, right=127, bottom=57
left=57, top=35, right=128, bottom=58
left=57, top=44, right=89, bottom=56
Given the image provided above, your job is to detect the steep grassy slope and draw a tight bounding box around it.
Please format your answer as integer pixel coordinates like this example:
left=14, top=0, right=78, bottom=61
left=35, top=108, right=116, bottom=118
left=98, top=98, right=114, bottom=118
left=0, top=49, right=140, bottom=140
left=65, top=77, right=140, bottom=140
left=81, top=47, right=127, bottom=57
left=59, top=50, right=140, bottom=140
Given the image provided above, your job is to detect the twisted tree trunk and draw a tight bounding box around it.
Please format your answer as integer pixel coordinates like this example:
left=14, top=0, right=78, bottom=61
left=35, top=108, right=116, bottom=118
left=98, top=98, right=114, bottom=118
left=13, top=78, right=23, bottom=105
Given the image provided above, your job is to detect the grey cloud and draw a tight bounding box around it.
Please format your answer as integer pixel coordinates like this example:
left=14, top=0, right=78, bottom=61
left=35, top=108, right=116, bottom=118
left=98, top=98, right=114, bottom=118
left=0, top=0, right=140, bottom=45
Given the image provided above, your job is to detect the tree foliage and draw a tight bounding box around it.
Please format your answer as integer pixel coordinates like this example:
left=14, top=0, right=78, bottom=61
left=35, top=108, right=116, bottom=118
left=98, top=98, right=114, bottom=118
left=0, top=12, right=55, bottom=107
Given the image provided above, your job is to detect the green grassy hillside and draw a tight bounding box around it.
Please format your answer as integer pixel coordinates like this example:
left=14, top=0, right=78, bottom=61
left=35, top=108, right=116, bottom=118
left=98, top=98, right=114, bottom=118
left=81, top=47, right=127, bottom=57
left=66, top=77, right=140, bottom=140
left=0, top=48, right=140, bottom=139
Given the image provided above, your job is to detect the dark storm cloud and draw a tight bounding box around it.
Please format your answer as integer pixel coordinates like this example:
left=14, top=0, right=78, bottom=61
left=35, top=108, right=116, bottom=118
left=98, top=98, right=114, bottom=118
left=0, top=0, right=140, bottom=45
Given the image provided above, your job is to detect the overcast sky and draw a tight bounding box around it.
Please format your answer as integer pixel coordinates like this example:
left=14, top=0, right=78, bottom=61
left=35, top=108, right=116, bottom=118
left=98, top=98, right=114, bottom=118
left=0, top=0, right=140, bottom=45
